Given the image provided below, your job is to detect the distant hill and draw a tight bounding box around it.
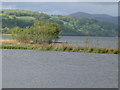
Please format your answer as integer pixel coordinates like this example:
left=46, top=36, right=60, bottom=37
left=69, top=12, right=118, bottom=24
left=0, top=9, right=118, bottom=37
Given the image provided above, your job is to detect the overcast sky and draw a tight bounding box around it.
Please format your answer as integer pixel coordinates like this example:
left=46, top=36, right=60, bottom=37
left=2, top=2, right=118, bottom=16
left=1, top=0, right=119, bottom=16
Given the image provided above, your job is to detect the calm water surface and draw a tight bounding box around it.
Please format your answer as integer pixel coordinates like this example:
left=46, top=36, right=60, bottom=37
left=59, top=36, right=118, bottom=48
left=2, top=49, right=118, bottom=88
left=2, top=35, right=118, bottom=48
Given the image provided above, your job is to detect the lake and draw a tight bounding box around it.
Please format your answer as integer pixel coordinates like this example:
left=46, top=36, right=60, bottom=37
left=2, top=49, right=118, bottom=88
left=1, top=35, right=118, bottom=48
left=1, top=34, right=118, bottom=88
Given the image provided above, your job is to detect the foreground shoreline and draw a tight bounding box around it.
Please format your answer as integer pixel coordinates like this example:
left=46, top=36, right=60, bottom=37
left=1, top=39, right=119, bottom=54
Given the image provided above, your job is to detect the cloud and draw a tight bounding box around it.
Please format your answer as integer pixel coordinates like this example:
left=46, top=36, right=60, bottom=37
left=2, top=2, right=17, bottom=9
left=91, top=2, right=118, bottom=6
left=42, top=10, right=62, bottom=15
left=1, top=2, right=118, bottom=16
left=2, top=5, right=16, bottom=9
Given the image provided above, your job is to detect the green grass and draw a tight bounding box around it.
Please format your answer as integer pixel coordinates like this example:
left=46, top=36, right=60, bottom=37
left=0, top=45, right=119, bottom=54
left=1, top=39, right=119, bottom=54
left=16, top=16, right=36, bottom=21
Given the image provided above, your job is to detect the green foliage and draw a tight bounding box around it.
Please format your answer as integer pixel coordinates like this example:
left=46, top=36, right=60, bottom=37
left=2, top=27, right=11, bottom=34
left=1, top=9, right=118, bottom=37
left=2, top=15, right=35, bottom=28
left=11, top=21, right=60, bottom=44
left=1, top=43, right=119, bottom=54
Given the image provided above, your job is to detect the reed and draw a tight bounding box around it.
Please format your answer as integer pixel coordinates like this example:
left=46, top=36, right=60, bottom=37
left=0, top=39, right=119, bottom=54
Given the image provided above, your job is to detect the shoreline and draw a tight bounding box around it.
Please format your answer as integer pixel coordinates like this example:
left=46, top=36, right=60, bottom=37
left=1, top=39, right=119, bottom=54
left=1, top=34, right=118, bottom=37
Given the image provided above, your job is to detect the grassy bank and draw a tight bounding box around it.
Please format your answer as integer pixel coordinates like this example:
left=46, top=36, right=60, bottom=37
left=0, top=39, right=119, bottom=54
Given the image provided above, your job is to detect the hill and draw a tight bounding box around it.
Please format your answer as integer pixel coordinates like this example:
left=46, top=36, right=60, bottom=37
left=69, top=12, right=118, bottom=24
left=0, top=9, right=118, bottom=37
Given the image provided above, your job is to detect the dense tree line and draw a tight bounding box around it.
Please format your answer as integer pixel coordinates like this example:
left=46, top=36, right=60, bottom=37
left=0, top=9, right=118, bottom=37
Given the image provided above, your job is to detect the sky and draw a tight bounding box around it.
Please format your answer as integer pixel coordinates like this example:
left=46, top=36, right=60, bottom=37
left=2, top=2, right=118, bottom=16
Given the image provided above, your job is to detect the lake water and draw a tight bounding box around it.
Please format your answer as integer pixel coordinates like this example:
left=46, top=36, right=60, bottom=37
left=1, top=35, right=118, bottom=88
left=2, top=49, right=118, bottom=88
left=59, top=36, right=118, bottom=48
left=1, top=35, right=118, bottom=48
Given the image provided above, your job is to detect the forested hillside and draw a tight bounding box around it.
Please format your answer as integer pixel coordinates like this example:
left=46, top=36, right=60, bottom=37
left=69, top=12, right=118, bottom=24
left=0, top=9, right=118, bottom=37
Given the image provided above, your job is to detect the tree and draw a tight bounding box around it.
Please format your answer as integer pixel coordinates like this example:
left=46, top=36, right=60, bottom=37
left=11, top=20, right=61, bottom=44
left=2, top=27, right=10, bottom=34
left=2, top=9, right=118, bottom=37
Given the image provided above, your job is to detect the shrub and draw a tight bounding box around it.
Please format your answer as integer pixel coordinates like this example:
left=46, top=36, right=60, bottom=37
left=11, top=20, right=61, bottom=44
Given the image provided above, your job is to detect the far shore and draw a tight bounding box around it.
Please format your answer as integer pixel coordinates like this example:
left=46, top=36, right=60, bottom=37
left=1, top=34, right=118, bottom=37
